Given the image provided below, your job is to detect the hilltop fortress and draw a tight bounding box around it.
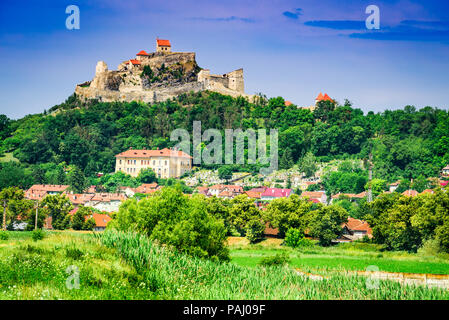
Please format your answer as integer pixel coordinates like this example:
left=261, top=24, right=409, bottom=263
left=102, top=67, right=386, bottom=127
left=75, top=39, right=254, bottom=103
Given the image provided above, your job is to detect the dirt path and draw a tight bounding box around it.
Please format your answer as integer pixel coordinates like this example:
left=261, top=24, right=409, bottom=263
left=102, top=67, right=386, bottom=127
left=296, top=269, right=449, bottom=289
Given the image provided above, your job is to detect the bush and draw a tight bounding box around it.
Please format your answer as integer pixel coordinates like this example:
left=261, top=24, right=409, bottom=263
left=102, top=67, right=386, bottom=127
left=258, top=253, right=290, bottom=267
left=113, top=187, right=229, bottom=261
left=65, top=247, right=84, bottom=260
left=0, top=231, right=9, bottom=240
left=31, top=229, right=45, bottom=241
left=284, top=228, right=313, bottom=248
left=245, top=219, right=265, bottom=244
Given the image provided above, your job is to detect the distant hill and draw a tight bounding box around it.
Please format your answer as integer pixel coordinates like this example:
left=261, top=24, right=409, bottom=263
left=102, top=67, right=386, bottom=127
left=0, top=91, right=448, bottom=189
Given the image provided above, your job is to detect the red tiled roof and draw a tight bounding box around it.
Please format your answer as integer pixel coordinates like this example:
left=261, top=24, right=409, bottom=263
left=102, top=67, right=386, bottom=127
left=343, top=217, right=372, bottom=236
left=261, top=188, right=292, bottom=198
left=421, top=189, right=435, bottom=194
left=284, top=101, right=293, bottom=106
left=128, top=59, right=141, bottom=65
left=316, top=92, right=334, bottom=102
left=136, top=50, right=149, bottom=56
left=402, top=189, right=418, bottom=197
left=91, top=193, right=126, bottom=202
left=323, top=93, right=333, bottom=101
left=301, top=191, right=324, bottom=198
left=332, top=193, right=358, bottom=199
left=245, top=191, right=261, bottom=199
left=134, top=183, right=158, bottom=194
left=27, top=185, right=69, bottom=193
left=65, top=193, right=95, bottom=205
left=209, top=185, right=243, bottom=193
left=218, top=190, right=233, bottom=197
left=248, top=187, right=268, bottom=193
left=115, top=148, right=192, bottom=159
left=197, top=187, right=209, bottom=195
left=353, top=191, right=367, bottom=198
left=156, top=39, right=171, bottom=47
left=90, top=213, right=112, bottom=228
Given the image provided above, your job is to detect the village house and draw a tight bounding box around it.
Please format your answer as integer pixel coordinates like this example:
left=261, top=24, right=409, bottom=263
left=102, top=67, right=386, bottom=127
left=301, top=191, right=327, bottom=204
left=330, top=191, right=367, bottom=203
left=121, top=183, right=160, bottom=197
left=25, top=185, right=69, bottom=201
left=341, top=217, right=373, bottom=241
left=115, top=147, right=192, bottom=179
left=388, top=181, right=401, bottom=193
left=402, top=189, right=419, bottom=197
left=208, top=184, right=244, bottom=198
left=260, top=188, right=293, bottom=201
left=84, top=193, right=127, bottom=212
left=90, top=213, right=112, bottom=231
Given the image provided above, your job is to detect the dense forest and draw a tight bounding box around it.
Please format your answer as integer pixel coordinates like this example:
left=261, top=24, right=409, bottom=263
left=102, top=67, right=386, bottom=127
left=0, top=91, right=448, bottom=190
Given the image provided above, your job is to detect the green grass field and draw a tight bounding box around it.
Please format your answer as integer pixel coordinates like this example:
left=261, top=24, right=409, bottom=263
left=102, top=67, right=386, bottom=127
left=229, top=237, right=449, bottom=275
left=1, top=231, right=449, bottom=300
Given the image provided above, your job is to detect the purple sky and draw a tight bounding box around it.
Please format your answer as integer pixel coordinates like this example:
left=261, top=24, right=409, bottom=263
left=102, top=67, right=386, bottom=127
left=1, top=0, right=448, bottom=118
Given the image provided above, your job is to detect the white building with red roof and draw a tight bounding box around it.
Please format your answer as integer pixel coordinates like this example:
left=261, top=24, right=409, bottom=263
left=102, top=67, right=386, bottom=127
left=115, top=147, right=192, bottom=178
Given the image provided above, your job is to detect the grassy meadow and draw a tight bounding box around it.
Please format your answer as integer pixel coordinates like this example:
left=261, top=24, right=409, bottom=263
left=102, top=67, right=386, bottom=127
left=1, top=230, right=449, bottom=300
left=228, top=237, right=449, bottom=275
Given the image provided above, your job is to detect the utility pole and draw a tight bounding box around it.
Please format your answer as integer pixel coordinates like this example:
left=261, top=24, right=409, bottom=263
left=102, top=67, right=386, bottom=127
left=367, top=153, right=373, bottom=203
left=2, top=200, right=6, bottom=231
left=34, top=201, right=39, bottom=230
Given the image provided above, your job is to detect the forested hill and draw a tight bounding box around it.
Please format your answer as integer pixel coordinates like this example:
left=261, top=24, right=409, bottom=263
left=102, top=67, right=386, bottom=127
left=0, top=91, right=448, bottom=189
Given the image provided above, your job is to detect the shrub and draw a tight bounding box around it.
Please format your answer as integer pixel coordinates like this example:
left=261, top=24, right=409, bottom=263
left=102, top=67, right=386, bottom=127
left=113, top=187, right=229, bottom=261
left=0, top=231, right=9, bottom=240
left=284, top=228, right=313, bottom=248
left=31, top=229, right=45, bottom=241
left=245, top=219, right=265, bottom=244
left=258, top=253, right=290, bottom=267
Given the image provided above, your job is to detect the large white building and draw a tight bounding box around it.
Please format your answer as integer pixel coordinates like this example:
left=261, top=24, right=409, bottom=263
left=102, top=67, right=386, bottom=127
left=115, top=147, right=192, bottom=178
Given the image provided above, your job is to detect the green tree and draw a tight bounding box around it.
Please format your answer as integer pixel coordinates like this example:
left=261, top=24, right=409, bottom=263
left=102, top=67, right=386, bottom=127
left=42, top=194, right=73, bottom=230
left=229, top=194, right=262, bottom=236
left=137, top=168, right=157, bottom=184
left=67, top=166, right=87, bottom=193
left=298, top=152, right=317, bottom=177
left=309, top=205, right=348, bottom=246
left=245, top=219, right=265, bottom=243
left=365, top=178, right=387, bottom=197
left=279, top=148, right=294, bottom=170
left=0, top=187, right=25, bottom=230
left=263, top=194, right=312, bottom=237
left=113, top=187, right=229, bottom=261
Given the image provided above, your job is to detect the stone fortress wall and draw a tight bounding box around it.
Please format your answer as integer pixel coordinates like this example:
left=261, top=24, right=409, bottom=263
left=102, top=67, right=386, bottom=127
left=75, top=42, right=254, bottom=104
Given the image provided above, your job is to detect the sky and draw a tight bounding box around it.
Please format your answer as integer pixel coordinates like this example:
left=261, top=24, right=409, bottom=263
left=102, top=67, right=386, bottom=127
left=0, top=0, right=448, bottom=119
